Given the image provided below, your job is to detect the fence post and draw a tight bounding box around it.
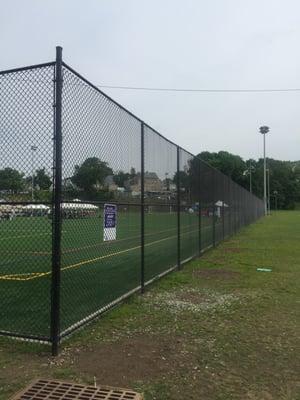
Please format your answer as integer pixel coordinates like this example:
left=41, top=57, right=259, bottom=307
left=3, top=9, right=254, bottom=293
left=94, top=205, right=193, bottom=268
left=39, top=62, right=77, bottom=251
left=228, top=181, right=232, bottom=236
left=234, top=184, right=237, bottom=235
left=51, top=46, right=63, bottom=356
left=141, top=122, right=145, bottom=293
left=222, top=201, right=225, bottom=240
left=198, top=160, right=202, bottom=255
left=199, top=202, right=202, bottom=254
left=177, top=146, right=181, bottom=269
left=212, top=207, right=216, bottom=247
left=212, top=170, right=216, bottom=247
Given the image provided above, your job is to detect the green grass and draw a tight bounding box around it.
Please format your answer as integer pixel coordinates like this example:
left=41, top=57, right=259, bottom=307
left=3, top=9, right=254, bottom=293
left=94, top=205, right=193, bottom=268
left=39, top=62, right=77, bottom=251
left=0, top=208, right=219, bottom=338
left=0, top=211, right=299, bottom=400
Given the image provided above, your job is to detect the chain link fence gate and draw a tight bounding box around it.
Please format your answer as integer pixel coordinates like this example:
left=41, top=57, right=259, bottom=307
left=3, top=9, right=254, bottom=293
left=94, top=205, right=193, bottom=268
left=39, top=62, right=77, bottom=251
left=0, top=47, right=265, bottom=355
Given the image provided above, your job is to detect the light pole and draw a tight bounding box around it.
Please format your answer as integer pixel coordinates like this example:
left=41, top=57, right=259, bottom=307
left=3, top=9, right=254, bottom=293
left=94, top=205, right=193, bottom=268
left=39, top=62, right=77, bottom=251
left=243, top=161, right=254, bottom=193
left=266, top=168, right=270, bottom=215
left=273, top=190, right=278, bottom=210
left=31, top=145, right=38, bottom=201
left=248, top=160, right=255, bottom=194
left=259, top=126, right=270, bottom=216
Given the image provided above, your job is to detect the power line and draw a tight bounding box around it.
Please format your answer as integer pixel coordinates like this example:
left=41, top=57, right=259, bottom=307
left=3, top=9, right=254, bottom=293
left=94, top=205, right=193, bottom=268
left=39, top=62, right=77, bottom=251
left=98, top=85, right=300, bottom=93
left=4, top=77, right=300, bottom=93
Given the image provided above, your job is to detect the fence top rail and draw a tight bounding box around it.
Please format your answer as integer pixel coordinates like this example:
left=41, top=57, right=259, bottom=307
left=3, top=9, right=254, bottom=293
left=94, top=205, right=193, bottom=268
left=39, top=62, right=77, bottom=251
left=0, top=61, right=55, bottom=76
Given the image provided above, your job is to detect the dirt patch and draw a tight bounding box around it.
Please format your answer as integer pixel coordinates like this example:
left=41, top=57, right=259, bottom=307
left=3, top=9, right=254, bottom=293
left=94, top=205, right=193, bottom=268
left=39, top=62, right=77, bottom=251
left=194, top=268, right=240, bottom=280
left=0, top=349, right=50, bottom=382
left=73, top=335, right=191, bottom=387
left=176, top=291, right=208, bottom=304
left=146, top=288, right=241, bottom=314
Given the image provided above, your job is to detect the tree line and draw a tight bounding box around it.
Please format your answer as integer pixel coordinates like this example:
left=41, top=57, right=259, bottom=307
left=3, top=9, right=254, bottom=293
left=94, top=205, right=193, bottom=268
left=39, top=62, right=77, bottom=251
left=0, top=158, right=137, bottom=202
left=0, top=167, right=51, bottom=199
left=198, top=151, right=300, bottom=209
left=1, top=152, right=299, bottom=209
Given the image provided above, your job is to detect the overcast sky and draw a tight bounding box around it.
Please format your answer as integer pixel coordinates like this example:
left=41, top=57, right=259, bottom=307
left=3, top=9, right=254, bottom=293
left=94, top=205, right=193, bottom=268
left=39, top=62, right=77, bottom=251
left=1, top=0, right=300, bottom=161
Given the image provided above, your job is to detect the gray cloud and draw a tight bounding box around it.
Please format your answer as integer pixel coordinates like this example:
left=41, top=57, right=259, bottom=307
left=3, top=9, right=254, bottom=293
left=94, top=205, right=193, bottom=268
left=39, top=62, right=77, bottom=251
left=1, top=0, right=299, bottom=161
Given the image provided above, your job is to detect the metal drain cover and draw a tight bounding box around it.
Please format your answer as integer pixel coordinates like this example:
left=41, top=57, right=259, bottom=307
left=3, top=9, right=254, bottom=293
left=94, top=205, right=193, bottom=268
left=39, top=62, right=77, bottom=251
left=10, top=379, right=143, bottom=400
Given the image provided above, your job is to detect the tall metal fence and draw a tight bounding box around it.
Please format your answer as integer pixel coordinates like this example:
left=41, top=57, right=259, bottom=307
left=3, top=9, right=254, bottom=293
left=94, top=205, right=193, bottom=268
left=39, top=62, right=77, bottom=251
left=0, top=47, right=264, bottom=354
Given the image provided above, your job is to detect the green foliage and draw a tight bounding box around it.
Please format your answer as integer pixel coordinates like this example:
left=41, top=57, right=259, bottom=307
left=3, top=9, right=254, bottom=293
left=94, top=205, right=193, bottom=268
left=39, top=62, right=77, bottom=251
left=113, top=170, right=130, bottom=187
left=198, top=151, right=300, bottom=210
left=34, top=168, right=51, bottom=190
left=248, top=158, right=300, bottom=209
left=0, top=168, right=24, bottom=193
left=173, top=170, right=189, bottom=189
left=0, top=151, right=298, bottom=210
left=71, top=157, right=113, bottom=199
left=199, top=151, right=247, bottom=187
left=34, top=190, right=52, bottom=202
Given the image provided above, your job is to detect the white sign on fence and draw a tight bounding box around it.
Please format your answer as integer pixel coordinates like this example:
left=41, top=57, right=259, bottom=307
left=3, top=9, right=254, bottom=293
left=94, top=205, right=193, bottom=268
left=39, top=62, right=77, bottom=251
left=103, top=203, right=117, bottom=241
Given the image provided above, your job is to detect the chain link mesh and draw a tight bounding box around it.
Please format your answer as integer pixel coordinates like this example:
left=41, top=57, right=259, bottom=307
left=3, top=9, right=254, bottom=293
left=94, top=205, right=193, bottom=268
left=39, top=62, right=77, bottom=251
left=0, top=64, right=55, bottom=340
left=0, top=57, right=264, bottom=346
left=60, top=66, right=142, bottom=334
left=144, top=126, right=178, bottom=282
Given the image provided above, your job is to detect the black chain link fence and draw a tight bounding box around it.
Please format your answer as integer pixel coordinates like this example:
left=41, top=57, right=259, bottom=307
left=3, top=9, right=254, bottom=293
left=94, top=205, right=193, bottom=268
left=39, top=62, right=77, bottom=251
left=0, top=48, right=264, bottom=354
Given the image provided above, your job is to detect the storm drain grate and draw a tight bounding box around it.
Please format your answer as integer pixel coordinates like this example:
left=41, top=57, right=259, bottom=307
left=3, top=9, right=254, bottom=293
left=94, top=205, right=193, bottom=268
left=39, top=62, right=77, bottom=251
left=10, top=379, right=143, bottom=400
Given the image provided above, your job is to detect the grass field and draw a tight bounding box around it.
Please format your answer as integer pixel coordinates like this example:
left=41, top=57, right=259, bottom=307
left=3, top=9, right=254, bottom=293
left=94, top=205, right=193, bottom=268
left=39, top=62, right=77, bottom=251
left=0, top=211, right=299, bottom=400
left=0, top=207, right=224, bottom=339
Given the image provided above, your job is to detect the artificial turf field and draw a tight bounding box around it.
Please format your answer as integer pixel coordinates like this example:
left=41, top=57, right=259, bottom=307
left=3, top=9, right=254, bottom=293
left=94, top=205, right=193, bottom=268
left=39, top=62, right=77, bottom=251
left=0, top=208, right=225, bottom=340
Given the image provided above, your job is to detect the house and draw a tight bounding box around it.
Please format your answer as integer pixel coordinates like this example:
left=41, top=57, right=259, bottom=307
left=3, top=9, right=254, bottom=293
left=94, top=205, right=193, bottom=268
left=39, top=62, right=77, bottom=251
left=162, top=178, right=176, bottom=192
left=63, top=175, right=119, bottom=193
left=145, top=172, right=163, bottom=192
left=103, top=175, right=118, bottom=192
left=125, top=172, right=163, bottom=194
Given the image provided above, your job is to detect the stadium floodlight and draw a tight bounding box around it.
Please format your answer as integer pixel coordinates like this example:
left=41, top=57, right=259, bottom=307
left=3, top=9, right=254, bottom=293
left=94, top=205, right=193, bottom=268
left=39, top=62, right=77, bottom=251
left=259, top=126, right=270, bottom=134
left=259, top=126, right=270, bottom=215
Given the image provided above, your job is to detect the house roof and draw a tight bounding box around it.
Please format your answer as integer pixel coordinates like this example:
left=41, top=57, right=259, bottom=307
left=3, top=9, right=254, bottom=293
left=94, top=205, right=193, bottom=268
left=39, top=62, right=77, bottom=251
left=144, top=172, right=160, bottom=180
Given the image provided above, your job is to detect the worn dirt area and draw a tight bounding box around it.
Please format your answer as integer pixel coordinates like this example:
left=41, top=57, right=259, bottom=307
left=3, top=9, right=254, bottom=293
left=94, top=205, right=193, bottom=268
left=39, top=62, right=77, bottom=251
left=73, top=335, right=191, bottom=387
left=145, top=287, right=241, bottom=315
left=175, top=290, right=208, bottom=304
left=0, top=348, right=49, bottom=382
left=193, top=268, right=240, bottom=280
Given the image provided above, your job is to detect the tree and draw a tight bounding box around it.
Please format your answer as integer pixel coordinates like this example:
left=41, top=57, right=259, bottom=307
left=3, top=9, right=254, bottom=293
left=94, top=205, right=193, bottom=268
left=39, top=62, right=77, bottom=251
left=34, top=168, right=52, bottom=190
left=173, top=170, right=190, bottom=190
left=196, top=151, right=300, bottom=209
left=0, top=168, right=24, bottom=193
left=71, top=157, right=113, bottom=193
left=130, top=167, right=137, bottom=177
left=113, top=171, right=130, bottom=188
left=199, top=151, right=247, bottom=187
left=257, top=158, right=300, bottom=209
